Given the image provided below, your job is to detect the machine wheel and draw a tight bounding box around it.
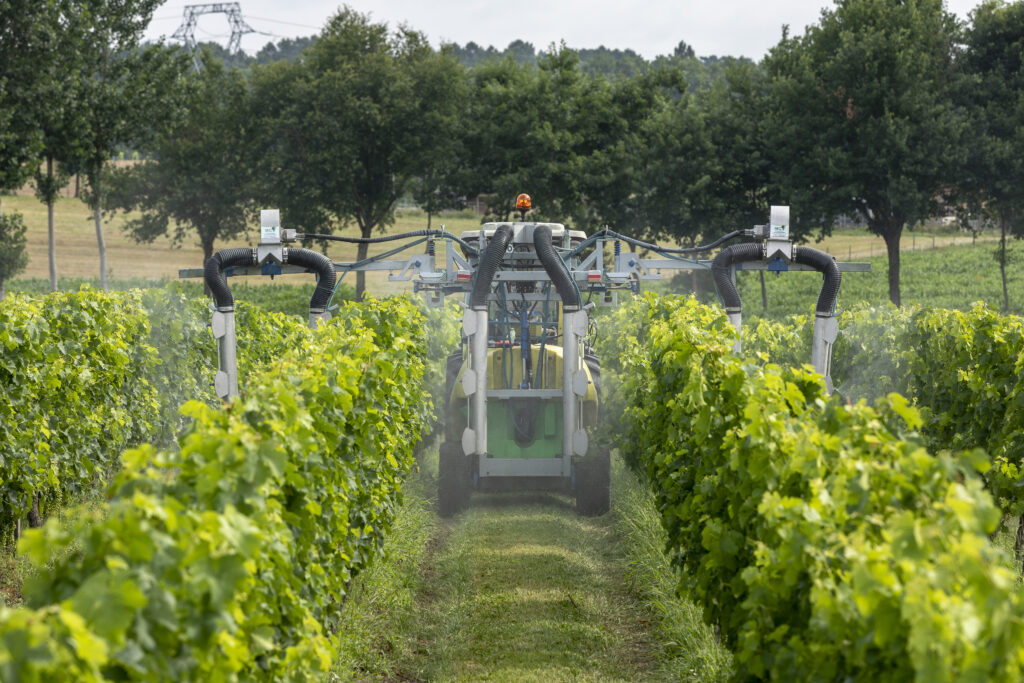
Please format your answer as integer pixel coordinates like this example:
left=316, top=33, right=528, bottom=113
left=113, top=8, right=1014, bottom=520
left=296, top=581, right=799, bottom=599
left=438, top=441, right=471, bottom=517
left=573, top=448, right=611, bottom=517
left=443, top=350, right=463, bottom=442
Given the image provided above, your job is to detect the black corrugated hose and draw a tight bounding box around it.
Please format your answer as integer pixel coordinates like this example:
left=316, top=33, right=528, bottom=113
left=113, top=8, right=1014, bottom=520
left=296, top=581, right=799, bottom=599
left=285, top=248, right=337, bottom=312
left=204, top=248, right=257, bottom=310
left=533, top=225, right=581, bottom=312
left=711, top=243, right=762, bottom=313
left=470, top=224, right=514, bottom=310
left=793, top=246, right=842, bottom=315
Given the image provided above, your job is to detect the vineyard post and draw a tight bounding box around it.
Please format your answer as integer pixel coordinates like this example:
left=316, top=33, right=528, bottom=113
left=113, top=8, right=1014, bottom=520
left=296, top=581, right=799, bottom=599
left=759, top=271, right=767, bottom=312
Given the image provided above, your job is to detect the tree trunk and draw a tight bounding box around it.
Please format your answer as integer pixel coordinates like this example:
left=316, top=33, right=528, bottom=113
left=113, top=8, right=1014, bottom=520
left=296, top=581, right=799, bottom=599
left=880, top=219, right=904, bottom=306
left=47, top=155, right=57, bottom=292
left=95, top=204, right=107, bottom=290
left=1000, top=216, right=1010, bottom=313
left=27, top=492, right=41, bottom=528
left=356, top=222, right=374, bottom=300
left=202, top=236, right=216, bottom=297
left=93, top=167, right=107, bottom=291
left=1016, top=513, right=1024, bottom=576
left=759, top=270, right=768, bottom=313
left=0, top=278, right=6, bottom=301
left=427, top=211, right=432, bottom=230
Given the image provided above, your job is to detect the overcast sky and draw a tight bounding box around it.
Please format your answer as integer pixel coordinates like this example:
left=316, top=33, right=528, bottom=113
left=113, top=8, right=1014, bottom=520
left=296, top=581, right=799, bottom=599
left=145, top=1, right=985, bottom=60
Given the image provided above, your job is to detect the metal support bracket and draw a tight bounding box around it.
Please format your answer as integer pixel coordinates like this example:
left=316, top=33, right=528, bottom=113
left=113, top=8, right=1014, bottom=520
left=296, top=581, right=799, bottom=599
left=210, top=307, right=238, bottom=400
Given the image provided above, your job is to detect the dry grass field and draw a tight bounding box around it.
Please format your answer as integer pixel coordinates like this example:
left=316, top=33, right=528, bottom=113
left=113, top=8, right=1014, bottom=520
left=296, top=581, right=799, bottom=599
left=1, top=195, right=482, bottom=295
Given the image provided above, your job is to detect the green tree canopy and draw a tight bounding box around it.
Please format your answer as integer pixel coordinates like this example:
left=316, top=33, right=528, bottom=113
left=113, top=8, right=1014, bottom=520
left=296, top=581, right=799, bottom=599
left=0, top=211, right=28, bottom=299
left=956, top=0, right=1024, bottom=311
left=71, top=0, right=186, bottom=290
left=0, top=0, right=63, bottom=193
left=763, top=0, right=964, bottom=305
left=457, top=49, right=676, bottom=232
left=251, top=7, right=464, bottom=298
left=106, top=56, right=254, bottom=265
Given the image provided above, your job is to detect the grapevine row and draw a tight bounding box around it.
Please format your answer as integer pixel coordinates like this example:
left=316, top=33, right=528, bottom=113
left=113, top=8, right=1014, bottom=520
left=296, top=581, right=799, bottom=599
left=0, top=296, right=430, bottom=679
left=0, top=285, right=313, bottom=541
left=607, top=294, right=1024, bottom=680
left=746, top=303, right=1024, bottom=518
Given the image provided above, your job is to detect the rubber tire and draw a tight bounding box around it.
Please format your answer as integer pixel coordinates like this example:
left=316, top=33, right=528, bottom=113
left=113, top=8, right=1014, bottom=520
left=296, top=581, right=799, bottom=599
left=573, top=448, right=611, bottom=517
left=443, top=350, right=463, bottom=442
left=438, top=441, right=471, bottom=517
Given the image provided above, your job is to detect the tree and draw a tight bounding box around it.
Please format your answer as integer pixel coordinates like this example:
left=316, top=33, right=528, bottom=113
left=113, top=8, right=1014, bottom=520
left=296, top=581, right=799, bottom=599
left=254, top=36, right=318, bottom=66
left=636, top=66, right=735, bottom=242
left=457, top=47, right=666, bottom=230
left=106, top=56, right=254, bottom=266
left=410, top=163, right=465, bottom=230
left=251, top=8, right=464, bottom=299
left=574, top=46, right=648, bottom=80
left=455, top=57, right=546, bottom=220
left=0, top=210, right=28, bottom=299
left=33, top=93, right=81, bottom=292
left=639, top=58, right=778, bottom=240
left=956, top=0, right=1024, bottom=312
left=1, top=0, right=83, bottom=290
left=0, top=1, right=59, bottom=196
left=449, top=41, right=502, bottom=68
left=763, top=0, right=965, bottom=305
left=72, top=0, right=186, bottom=290
left=581, top=66, right=686, bottom=233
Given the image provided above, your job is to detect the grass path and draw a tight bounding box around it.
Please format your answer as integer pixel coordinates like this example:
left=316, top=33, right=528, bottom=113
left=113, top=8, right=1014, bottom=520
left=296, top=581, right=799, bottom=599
left=399, top=492, right=659, bottom=681
left=333, top=449, right=731, bottom=681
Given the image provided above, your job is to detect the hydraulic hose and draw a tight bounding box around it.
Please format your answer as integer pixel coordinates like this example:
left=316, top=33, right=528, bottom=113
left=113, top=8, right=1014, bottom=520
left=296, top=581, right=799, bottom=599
left=285, top=248, right=337, bottom=313
left=711, top=242, right=763, bottom=313
left=204, top=248, right=257, bottom=310
left=470, top=224, right=514, bottom=310
left=534, top=225, right=581, bottom=312
left=566, top=229, right=744, bottom=259
left=298, top=229, right=479, bottom=256
left=793, top=246, right=842, bottom=315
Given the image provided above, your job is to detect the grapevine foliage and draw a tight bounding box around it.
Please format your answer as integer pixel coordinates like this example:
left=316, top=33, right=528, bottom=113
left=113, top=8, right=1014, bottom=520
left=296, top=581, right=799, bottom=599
left=0, top=296, right=430, bottom=680
left=0, top=284, right=315, bottom=538
left=614, top=294, right=1024, bottom=681
left=746, top=302, right=1024, bottom=516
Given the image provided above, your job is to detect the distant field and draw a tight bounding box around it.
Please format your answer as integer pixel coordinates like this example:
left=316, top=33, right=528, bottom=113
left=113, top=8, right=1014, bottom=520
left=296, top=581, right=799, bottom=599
left=2, top=195, right=482, bottom=295
left=734, top=240, right=1024, bottom=317
left=3, top=193, right=1000, bottom=298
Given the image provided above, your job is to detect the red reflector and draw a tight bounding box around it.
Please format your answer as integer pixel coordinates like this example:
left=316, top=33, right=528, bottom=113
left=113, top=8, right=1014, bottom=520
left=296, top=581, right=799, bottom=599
left=456, top=271, right=471, bottom=281
left=587, top=272, right=601, bottom=281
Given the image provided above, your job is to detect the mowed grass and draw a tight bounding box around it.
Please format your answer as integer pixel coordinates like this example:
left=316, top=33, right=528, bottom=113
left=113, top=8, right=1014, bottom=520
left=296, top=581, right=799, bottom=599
left=609, top=457, right=733, bottom=681
left=334, top=449, right=730, bottom=682
left=2, top=194, right=482, bottom=295
left=395, top=496, right=657, bottom=682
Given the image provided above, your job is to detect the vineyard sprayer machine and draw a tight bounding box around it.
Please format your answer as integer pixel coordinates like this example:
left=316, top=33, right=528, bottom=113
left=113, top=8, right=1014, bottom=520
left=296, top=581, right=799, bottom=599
left=181, top=196, right=868, bottom=516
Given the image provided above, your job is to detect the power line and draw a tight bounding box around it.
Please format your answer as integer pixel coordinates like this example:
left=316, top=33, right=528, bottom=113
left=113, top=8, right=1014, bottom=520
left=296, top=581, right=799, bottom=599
left=246, top=15, right=320, bottom=31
